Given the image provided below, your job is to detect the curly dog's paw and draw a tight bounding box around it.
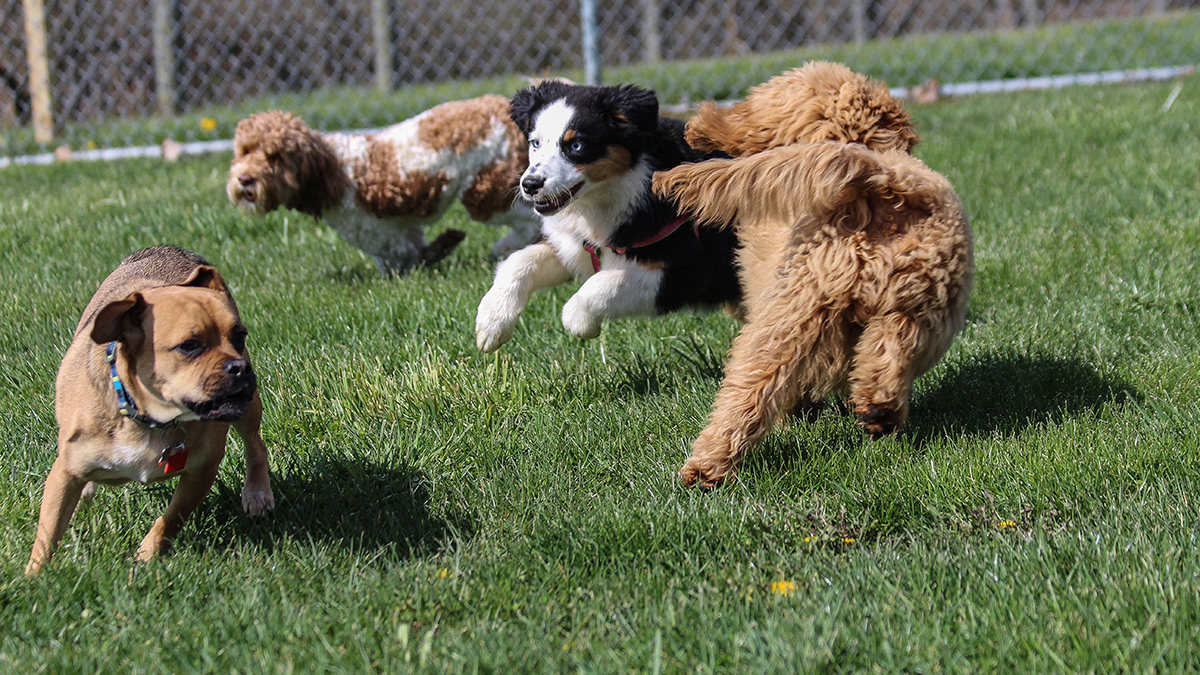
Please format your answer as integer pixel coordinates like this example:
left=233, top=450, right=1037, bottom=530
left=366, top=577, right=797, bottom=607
left=679, top=456, right=732, bottom=490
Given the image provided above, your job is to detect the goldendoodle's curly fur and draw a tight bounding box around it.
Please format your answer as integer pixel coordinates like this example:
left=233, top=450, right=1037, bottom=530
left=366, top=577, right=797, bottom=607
left=653, top=62, right=974, bottom=488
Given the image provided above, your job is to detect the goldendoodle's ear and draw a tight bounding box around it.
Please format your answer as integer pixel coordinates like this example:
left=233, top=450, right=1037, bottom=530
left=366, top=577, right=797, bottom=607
left=683, top=102, right=737, bottom=153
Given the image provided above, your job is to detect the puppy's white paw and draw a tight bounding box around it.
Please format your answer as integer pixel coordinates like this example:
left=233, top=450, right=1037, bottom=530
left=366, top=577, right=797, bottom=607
left=562, top=296, right=602, bottom=339
left=476, top=291, right=520, bottom=352
left=241, top=486, right=275, bottom=517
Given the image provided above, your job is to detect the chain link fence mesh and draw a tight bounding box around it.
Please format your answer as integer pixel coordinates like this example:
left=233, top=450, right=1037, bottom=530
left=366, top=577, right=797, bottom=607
left=2, top=0, right=1198, bottom=159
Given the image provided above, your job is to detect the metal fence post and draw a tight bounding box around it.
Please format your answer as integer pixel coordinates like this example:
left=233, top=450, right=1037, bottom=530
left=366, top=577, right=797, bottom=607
left=152, top=0, right=180, bottom=115
left=372, top=0, right=393, bottom=92
left=580, top=0, right=602, bottom=85
left=642, top=0, right=662, bottom=63
left=20, top=0, right=53, bottom=143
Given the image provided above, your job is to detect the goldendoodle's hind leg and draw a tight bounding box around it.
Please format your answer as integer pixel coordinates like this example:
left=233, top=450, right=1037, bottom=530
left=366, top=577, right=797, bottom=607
left=848, top=313, right=928, bottom=438
left=684, top=308, right=850, bottom=489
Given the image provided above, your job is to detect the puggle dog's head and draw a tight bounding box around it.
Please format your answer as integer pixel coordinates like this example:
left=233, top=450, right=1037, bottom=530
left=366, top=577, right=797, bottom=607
left=91, top=266, right=256, bottom=424
left=226, top=110, right=346, bottom=217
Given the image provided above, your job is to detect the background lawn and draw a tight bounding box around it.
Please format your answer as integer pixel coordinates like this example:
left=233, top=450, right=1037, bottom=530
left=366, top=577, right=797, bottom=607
left=1, top=74, right=1199, bottom=671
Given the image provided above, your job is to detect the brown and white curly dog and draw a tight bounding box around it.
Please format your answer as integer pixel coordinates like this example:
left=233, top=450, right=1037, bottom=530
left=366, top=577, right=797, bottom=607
left=227, top=96, right=541, bottom=275
left=653, top=62, right=974, bottom=488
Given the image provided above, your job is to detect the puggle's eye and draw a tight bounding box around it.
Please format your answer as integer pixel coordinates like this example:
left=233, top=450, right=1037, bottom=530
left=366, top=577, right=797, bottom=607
left=529, top=138, right=540, bottom=150
left=175, top=339, right=204, bottom=356
left=568, top=140, right=585, bottom=153
left=231, top=329, right=248, bottom=353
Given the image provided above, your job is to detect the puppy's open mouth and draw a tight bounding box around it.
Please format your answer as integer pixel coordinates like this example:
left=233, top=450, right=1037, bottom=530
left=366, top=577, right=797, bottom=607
left=531, top=181, right=584, bottom=215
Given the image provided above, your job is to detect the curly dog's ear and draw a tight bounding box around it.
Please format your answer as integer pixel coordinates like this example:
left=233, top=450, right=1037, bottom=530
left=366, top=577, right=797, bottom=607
left=683, top=102, right=740, bottom=153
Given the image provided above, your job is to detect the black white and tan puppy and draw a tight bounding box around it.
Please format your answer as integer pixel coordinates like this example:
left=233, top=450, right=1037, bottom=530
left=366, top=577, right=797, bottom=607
left=474, top=81, right=741, bottom=351
left=25, top=246, right=274, bottom=576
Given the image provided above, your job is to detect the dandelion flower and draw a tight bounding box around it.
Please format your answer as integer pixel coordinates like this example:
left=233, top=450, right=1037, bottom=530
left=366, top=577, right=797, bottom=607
left=996, top=520, right=1016, bottom=529
left=200, top=117, right=218, bottom=132
left=770, top=580, right=796, bottom=596
left=437, top=567, right=450, bottom=579
left=85, top=140, right=97, bottom=150
left=842, top=537, right=856, bottom=544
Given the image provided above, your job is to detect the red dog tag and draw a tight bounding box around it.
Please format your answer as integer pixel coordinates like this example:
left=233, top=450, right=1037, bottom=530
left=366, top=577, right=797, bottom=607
left=159, top=444, right=189, bottom=474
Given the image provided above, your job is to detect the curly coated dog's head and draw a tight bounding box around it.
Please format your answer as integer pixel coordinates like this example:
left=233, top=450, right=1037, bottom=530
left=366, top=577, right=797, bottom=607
left=684, top=61, right=919, bottom=157
left=227, top=110, right=347, bottom=216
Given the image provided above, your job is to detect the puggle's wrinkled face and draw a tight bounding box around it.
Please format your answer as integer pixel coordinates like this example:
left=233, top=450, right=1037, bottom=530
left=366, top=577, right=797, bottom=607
left=92, top=267, right=257, bottom=424
left=226, top=110, right=311, bottom=214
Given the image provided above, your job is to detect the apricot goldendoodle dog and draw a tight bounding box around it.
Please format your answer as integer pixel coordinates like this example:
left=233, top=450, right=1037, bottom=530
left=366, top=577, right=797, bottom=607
left=653, top=62, right=974, bottom=488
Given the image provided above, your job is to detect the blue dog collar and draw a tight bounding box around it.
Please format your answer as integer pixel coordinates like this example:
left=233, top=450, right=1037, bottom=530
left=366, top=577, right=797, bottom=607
left=105, top=341, right=177, bottom=430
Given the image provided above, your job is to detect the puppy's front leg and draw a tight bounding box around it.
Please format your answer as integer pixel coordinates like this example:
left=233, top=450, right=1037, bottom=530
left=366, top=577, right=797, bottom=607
left=561, top=266, right=663, bottom=339
left=475, top=242, right=570, bottom=352
left=136, top=439, right=225, bottom=562
left=233, top=391, right=274, bottom=517
left=25, top=456, right=87, bottom=576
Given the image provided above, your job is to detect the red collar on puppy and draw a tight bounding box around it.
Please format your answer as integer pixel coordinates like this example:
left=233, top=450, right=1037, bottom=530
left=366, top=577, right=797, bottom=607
left=582, top=215, right=697, bottom=273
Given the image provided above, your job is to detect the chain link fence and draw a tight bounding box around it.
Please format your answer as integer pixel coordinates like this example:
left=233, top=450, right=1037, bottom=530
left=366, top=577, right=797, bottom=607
left=3, top=0, right=1198, bottom=160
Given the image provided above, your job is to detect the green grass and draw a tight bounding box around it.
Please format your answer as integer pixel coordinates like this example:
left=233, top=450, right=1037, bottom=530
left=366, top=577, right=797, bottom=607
left=2, top=74, right=1200, bottom=671
left=3, top=10, right=1199, bottom=157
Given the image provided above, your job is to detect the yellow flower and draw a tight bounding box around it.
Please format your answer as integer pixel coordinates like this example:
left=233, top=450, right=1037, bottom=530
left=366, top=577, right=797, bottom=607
left=803, top=536, right=812, bottom=543
left=437, top=567, right=450, bottom=579
left=85, top=140, right=97, bottom=150
left=200, top=117, right=218, bottom=132
left=842, top=537, right=856, bottom=544
left=996, top=520, right=1017, bottom=529
left=770, top=580, right=796, bottom=596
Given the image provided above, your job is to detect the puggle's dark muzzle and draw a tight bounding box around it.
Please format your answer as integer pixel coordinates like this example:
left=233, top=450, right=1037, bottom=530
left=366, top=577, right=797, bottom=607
left=187, top=359, right=258, bottom=422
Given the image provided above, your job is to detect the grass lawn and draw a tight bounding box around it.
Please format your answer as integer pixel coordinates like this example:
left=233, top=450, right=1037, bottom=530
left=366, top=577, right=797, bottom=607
left=1, top=74, right=1199, bottom=671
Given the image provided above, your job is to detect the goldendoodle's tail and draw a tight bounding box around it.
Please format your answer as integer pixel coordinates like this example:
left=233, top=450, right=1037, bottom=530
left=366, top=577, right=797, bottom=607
left=652, top=142, right=887, bottom=230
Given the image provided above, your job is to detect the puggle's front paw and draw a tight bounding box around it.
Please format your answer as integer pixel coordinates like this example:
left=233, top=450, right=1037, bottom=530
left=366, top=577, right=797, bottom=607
left=475, top=292, right=519, bottom=352
left=241, top=485, right=275, bottom=517
left=561, top=297, right=601, bottom=339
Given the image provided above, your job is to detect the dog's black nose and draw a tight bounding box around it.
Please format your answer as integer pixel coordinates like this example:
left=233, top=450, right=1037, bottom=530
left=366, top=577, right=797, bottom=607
left=238, top=174, right=255, bottom=187
left=224, top=359, right=251, bottom=379
left=521, top=175, right=544, bottom=195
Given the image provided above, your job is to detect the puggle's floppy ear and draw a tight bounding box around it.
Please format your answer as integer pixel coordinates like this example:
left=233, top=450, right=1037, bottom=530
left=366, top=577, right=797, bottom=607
left=182, top=264, right=227, bottom=293
left=91, top=293, right=147, bottom=344
left=602, top=84, right=659, bottom=134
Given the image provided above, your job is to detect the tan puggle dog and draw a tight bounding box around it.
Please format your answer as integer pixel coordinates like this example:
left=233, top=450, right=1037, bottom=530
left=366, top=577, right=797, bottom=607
left=26, top=246, right=274, bottom=576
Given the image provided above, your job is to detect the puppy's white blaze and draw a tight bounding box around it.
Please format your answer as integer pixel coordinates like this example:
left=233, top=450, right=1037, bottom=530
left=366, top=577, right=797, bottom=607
left=525, top=100, right=583, bottom=195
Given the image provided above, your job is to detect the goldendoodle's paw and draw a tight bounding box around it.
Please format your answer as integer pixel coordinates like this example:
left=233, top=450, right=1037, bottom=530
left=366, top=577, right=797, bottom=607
left=561, top=297, right=602, bottom=339
left=856, top=403, right=903, bottom=438
left=475, top=292, right=520, bottom=352
left=679, top=457, right=732, bottom=490
left=241, top=483, right=275, bottom=517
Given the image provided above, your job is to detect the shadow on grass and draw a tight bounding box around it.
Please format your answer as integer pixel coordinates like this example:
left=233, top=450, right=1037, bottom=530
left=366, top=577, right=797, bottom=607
left=731, top=352, right=1139, bottom=478
left=193, top=453, right=473, bottom=558
left=908, top=351, right=1138, bottom=443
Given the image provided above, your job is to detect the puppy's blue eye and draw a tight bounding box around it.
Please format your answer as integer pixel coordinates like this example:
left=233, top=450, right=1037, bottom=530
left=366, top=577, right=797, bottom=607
left=529, top=138, right=540, bottom=149
left=569, top=140, right=584, bottom=152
